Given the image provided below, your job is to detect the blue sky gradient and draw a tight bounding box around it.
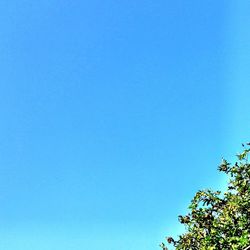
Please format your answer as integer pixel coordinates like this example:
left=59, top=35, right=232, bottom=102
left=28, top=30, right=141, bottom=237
left=0, top=1, right=250, bottom=250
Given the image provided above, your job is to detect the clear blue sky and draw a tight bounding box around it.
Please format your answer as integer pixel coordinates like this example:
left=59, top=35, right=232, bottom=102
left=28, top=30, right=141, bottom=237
left=0, top=1, right=250, bottom=250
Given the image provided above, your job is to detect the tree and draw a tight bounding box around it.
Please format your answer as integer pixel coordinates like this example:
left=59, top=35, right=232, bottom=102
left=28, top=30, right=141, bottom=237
left=161, top=143, right=250, bottom=250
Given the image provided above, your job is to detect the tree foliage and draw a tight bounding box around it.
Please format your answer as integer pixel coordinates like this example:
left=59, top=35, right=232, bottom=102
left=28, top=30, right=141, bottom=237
left=161, top=143, right=250, bottom=250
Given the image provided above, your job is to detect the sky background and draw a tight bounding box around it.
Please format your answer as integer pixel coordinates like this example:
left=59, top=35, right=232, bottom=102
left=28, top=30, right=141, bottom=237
left=0, top=1, right=250, bottom=250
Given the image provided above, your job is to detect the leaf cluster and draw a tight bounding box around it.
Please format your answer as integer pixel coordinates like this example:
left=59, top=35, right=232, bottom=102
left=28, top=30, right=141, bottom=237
left=161, top=143, right=250, bottom=250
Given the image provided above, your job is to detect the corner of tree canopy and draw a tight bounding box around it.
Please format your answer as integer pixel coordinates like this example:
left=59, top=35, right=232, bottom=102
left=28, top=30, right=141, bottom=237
left=160, top=143, right=250, bottom=250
